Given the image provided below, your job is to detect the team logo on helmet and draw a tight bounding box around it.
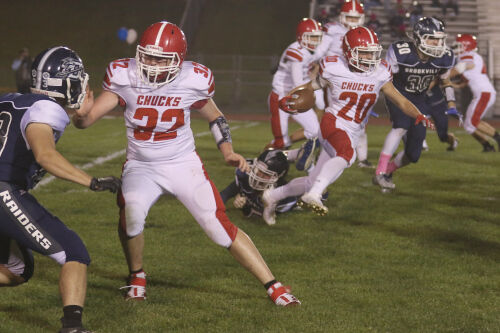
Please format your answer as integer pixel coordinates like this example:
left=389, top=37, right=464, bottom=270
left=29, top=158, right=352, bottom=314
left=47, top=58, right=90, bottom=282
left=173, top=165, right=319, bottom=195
left=56, top=57, right=84, bottom=79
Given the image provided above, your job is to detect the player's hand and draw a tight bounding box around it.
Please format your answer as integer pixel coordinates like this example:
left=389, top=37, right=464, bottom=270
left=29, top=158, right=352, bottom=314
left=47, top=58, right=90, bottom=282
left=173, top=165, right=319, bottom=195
left=415, top=114, right=435, bottom=130
left=75, top=87, right=94, bottom=118
left=445, top=107, right=463, bottom=126
left=90, top=176, right=121, bottom=193
left=224, top=152, right=250, bottom=173
left=278, top=96, right=298, bottom=114
left=233, top=193, right=247, bottom=209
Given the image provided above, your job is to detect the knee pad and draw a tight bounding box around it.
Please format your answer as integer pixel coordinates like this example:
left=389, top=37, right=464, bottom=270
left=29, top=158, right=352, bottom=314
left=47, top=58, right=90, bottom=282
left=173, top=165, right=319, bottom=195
left=4, top=242, right=34, bottom=283
left=119, top=202, right=147, bottom=238
left=199, top=216, right=234, bottom=248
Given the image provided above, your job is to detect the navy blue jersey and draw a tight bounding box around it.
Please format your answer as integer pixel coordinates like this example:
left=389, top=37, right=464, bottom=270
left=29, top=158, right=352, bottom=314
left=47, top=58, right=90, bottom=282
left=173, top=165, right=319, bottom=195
left=0, top=93, right=69, bottom=189
left=386, top=41, right=455, bottom=103
left=426, top=84, right=446, bottom=107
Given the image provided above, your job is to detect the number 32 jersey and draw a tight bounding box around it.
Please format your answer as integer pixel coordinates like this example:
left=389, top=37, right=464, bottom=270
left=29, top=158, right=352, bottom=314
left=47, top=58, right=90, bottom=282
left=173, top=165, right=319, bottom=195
left=319, top=55, right=392, bottom=134
left=103, top=58, right=215, bottom=162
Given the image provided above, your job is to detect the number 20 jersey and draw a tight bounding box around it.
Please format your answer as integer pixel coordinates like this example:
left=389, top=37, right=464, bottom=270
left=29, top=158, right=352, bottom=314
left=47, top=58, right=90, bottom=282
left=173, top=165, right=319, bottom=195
left=386, top=41, right=455, bottom=103
left=319, top=55, right=392, bottom=134
left=103, top=58, right=215, bottom=162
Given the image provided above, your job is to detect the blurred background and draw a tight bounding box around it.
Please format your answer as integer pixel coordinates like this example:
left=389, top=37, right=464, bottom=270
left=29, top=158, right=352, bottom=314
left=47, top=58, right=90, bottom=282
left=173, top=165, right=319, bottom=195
left=1, top=0, right=499, bottom=117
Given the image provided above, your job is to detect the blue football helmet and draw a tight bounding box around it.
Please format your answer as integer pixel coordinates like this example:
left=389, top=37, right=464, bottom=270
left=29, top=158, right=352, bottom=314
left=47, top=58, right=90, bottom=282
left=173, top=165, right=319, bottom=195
left=249, top=149, right=289, bottom=191
left=412, top=17, right=447, bottom=58
left=30, top=46, right=89, bottom=108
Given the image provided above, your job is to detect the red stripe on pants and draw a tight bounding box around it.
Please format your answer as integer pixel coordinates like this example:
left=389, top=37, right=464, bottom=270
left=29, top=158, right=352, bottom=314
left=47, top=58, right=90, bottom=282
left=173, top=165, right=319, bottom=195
left=269, top=91, right=285, bottom=149
left=471, top=92, right=491, bottom=127
left=320, top=113, right=354, bottom=162
left=198, top=154, right=238, bottom=241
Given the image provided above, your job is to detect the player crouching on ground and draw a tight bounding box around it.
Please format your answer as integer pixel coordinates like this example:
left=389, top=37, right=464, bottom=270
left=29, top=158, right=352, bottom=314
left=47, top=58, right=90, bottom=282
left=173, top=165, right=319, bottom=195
left=262, top=27, right=434, bottom=223
left=220, top=149, right=326, bottom=225
left=71, top=21, right=300, bottom=307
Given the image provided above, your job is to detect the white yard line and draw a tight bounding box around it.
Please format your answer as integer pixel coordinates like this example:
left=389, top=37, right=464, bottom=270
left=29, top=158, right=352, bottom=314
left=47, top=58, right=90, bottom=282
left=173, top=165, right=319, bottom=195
left=35, top=121, right=259, bottom=189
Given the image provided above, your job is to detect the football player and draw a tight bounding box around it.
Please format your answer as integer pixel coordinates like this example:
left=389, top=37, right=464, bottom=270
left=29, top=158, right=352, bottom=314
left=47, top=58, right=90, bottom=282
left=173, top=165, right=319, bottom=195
left=373, top=17, right=456, bottom=191
left=0, top=46, right=121, bottom=333
left=451, top=34, right=500, bottom=151
left=313, top=0, right=375, bottom=168
left=262, top=27, right=434, bottom=223
left=220, top=149, right=299, bottom=224
left=267, top=18, right=323, bottom=170
left=72, top=21, right=300, bottom=306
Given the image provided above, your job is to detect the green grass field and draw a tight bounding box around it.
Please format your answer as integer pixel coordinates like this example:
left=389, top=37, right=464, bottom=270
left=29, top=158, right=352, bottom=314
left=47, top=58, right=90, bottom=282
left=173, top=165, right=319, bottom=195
left=1, top=117, right=499, bottom=333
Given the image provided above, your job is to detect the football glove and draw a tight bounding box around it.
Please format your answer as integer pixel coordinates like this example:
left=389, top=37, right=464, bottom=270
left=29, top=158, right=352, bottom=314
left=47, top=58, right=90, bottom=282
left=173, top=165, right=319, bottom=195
left=90, top=176, right=121, bottom=193
left=445, top=107, right=463, bottom=126
left=415, top=114, right=435, bottom=130
left=278, top=96, right=298, bottom=114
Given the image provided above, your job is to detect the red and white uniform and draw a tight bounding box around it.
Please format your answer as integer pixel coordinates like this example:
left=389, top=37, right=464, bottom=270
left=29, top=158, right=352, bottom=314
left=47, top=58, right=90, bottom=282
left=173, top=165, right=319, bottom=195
left=313, top=22, right=348, bottom=60
left=318, top=55, right=391, bottom=164
left=269, top=42, right=319, bottom=148
left=457, top=51, right=497, bottom=134
left=103, top=58, right=237, bottom=247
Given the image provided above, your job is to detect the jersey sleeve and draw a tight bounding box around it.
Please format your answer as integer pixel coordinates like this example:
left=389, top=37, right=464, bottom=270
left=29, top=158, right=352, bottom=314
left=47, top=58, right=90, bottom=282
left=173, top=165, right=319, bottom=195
left=379, top=59, right=393, bottom=85
left=385, top=45, right=399, bottom=74
left=20, top=100, right=70, bottom=148
left=183, top=61, right=215, bottom=104
left=318, top=55, right=340, bottom=83
left=102, top=58, right=132, bottom=93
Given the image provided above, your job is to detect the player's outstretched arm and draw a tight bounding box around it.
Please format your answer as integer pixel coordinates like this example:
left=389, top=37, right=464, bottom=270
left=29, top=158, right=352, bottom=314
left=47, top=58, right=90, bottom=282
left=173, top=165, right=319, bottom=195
left=72, top=90, right=120, bottom=129
left=382, top=81, right=435, bottom=129
left=26, top=123, right=121, bottom=192
left=198, top=98, right=249, bottom=172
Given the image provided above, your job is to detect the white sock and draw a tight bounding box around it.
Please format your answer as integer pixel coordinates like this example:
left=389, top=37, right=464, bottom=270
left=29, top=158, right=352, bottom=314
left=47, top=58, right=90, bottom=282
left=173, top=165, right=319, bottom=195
left=269, top=176, right=311, bottom=202
left=286, top=148, right=299, bottom=162
left=381, top=128, right=407, bottom=156
left=309, top=157, right=349, bottom=196
left=356, top=131, right=368, bottom=161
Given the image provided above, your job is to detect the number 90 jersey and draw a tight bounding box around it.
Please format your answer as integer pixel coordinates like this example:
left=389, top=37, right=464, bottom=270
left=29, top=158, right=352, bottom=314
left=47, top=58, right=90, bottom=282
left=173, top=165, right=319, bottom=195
left=103, top=58, right=215, bottom=162
left=386, top=41, right=455, bottom=103
left=319, top=55, right=392, bottom=133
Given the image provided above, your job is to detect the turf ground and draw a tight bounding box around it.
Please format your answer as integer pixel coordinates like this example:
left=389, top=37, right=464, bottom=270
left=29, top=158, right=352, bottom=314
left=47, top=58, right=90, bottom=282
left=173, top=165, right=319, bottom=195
left=0, top=117, right=499, bottom=333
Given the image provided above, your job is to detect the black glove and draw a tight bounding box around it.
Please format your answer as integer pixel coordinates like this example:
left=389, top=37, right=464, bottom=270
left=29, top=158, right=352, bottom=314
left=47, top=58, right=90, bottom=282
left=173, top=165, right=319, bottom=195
left=90, top=177, right=121, bottom=193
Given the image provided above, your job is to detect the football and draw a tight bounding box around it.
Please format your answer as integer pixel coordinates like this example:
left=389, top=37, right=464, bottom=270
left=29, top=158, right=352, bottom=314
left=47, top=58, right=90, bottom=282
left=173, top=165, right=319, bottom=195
left=280, top=87, right=315, bottom=113
left=289, top=87, right=315, bottom=112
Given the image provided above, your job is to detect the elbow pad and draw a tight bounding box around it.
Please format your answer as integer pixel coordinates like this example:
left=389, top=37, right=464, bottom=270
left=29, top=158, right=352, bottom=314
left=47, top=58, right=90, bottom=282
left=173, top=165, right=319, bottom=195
left=209, top=116, right=232, bottom=147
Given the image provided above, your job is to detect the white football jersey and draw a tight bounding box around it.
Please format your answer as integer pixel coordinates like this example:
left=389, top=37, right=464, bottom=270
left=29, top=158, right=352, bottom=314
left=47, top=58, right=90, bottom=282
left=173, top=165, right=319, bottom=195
left=272, top=41, right=317, bottom=96
left=103, top=58, right=214, bottom=162
left=458, top=51, right=495, bottom=96
left=320, top=55, right=392, bottom=134
left=312, top=22, right=348, bottom=62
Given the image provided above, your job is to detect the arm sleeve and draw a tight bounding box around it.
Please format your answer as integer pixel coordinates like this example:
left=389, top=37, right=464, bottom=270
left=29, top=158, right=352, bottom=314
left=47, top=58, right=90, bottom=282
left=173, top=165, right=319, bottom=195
left=385, top=45, right=399, bottom=74
left=20, top=100, right=70, bottom=149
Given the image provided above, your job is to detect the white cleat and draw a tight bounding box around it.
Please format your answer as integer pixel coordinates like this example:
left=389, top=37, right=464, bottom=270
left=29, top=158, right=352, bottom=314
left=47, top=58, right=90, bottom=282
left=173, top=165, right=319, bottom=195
left=298, top=192, right=328, bottom=216
left=372, top=173, right=395, bottom=190
left=267, top=282, right=301, bottom=307
left=261, top=189, right=277, bottom=225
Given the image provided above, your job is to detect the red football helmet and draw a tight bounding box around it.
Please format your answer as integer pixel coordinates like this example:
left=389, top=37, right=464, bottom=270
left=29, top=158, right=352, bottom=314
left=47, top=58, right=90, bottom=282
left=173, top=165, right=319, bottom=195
left=340, top=0, right=365, bottom=29
left=136, top=21, right=187, bottom=86
left=296, top=18, right=323, bottom=52
left=342, top=27, right=382, bottom=73
left=452, top=34, right=477, bottom=55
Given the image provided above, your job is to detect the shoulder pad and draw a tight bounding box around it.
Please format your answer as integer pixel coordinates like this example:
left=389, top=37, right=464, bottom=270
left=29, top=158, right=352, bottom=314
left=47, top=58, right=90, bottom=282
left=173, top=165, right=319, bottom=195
left=103, top=58, right=134, bottom=90
left=390, top=41, right=420, bottom=66
left=182, top=61, right=215, bottom=96
left=431, top=49, right=455, bottom=69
